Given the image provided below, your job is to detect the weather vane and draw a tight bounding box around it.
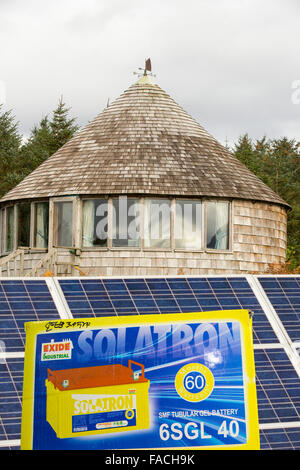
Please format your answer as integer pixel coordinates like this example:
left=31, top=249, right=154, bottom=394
left=133, top=58, right=156, bottom=78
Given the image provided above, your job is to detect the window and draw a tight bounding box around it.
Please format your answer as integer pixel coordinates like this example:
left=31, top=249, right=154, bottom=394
left=6, top=206, right=14, bottom=252
left=175, top=199, right=202, bottom=249
left=0, top=209, right=4, bottom=254
left=144, top=199, right=171, bottom=248
left=17, top=203, right=31, bottom=247
left=112, top=197, right=140, bottom=247
left=206, top=201, right=229, bottom=250
left=82, top=199, right=108, bottom=247
left=54, top=201, right=73, bottom=247
left=34, top=202, right=49, bottom=248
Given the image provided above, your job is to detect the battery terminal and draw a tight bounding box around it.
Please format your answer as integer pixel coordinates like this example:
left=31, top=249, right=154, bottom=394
left=62, top=379, right=69, bottom=389
left=133, top=371, right=140, bottom=381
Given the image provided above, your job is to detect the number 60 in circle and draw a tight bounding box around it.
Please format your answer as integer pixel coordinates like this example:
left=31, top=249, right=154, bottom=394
left=175, top=363, right=215, bottom=402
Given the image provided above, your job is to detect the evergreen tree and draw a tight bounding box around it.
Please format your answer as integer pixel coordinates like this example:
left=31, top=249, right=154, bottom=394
left=18, top=97, right=79, bottom=182
left=49, top=96, right=79, bottom=154
left=0, top=104, right=22, bottom=197
left=233, top=135, right=300, bottom=270
left=233, top=134, right=254, bottom=169
left=18, top=116, right=53, bottom=177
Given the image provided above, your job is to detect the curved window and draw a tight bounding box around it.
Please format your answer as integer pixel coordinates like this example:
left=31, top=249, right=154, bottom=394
left=18, top=203, right=31, bottom=247
left=144, top=199, right=171, bottom=249
left=112, top=197, right=140, bottom=247
left=6, top=206, right=14, bottom=252
left=78, top=197, right=230, bottom=252
left=82, top=199, right=108, bottom=247
left=34, top=202, right=49, bottom=248
left=206, top=201, right=229, bottom=250
left=54, top=201, right=73, bottom=247
left=175, top=200, right=202, bottom=249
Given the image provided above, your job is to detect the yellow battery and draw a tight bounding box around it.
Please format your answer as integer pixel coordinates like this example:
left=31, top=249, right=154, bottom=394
left=45, top=360, right=150, bottom=439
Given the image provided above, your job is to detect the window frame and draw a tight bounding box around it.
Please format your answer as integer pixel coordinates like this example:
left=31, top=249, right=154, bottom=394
left=4, top=204, right=16, bottom=254
left=204, top=198, right=232, bottom=253
left=143, top=197, right=172, bottom=252
left=51, top=197, right=76, bottom=249
left=16, top=202, right=31, bottom=249
left=173, top=197, right=204, bottom=252
left=81, top=197, right=109, bottom=250
left=32, top=200, right=50, bottom=250
left=111, top=196, right=141, bottom=250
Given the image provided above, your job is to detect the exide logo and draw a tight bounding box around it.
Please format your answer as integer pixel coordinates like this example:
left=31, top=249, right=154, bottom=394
left=41, top=339, right=73, bottom=361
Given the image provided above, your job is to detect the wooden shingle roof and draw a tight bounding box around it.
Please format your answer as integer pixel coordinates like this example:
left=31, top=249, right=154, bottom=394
left=0, top=75, right=288, bottom=206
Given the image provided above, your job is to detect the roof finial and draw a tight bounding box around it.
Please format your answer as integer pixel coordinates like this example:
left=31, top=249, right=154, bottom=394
left=133, top=58, right=156, bottom=79
left=144, top=58, right=152, bottom=76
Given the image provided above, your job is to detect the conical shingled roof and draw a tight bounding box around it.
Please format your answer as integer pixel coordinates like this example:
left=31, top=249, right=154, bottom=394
left=0, top=75, right=288, bottom=206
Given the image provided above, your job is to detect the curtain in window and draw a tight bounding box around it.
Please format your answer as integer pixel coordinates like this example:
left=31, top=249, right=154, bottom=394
left=35, top=203, right=49, bottom=248
left=215, top=203, right=229, bottom=249
left=206, top=202, right=229, bottom=250
left=82, top=200, right=95, bottom=247
left=175, top=200, right=202, bottom=249
left=144, top=199, right=170, bottom=248
left=55, top=202, right=73, bottom=247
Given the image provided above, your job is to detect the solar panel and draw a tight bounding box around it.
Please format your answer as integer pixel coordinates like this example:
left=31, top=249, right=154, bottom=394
left=0, top=279, right=61, bottom=352
left=1, top=275, right=300, bottom=450
left=58, top=277, right=278, bottom=345
left=258, top=276, right=300, bottom=342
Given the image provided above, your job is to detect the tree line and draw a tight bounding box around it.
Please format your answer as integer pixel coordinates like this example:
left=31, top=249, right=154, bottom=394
left=0, top=101, right=299, bottom=270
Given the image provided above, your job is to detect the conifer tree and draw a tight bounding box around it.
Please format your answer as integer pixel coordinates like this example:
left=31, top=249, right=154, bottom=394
left=48, top=96, right=79, bottom=154
left=19, top=97, right=79, bottom=181
left=0, top=104, right=22, bottom=197
left=233, top=135, right=300, bottom=270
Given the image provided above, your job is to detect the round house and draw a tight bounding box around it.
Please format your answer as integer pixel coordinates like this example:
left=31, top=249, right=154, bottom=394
left=0, top=73, right=288, bottom=277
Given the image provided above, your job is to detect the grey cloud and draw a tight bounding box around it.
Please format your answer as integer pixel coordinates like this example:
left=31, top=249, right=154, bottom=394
left=0, top=0, right=299, bottom=147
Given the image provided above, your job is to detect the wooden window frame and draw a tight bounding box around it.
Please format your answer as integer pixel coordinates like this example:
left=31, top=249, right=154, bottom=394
left=204, top=198, right=233, bottom=253
left=50, top=197, right=76, bottom=249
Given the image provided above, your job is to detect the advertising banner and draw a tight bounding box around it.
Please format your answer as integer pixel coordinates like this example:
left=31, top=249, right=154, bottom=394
left=21, top=310, right=260, bottom=450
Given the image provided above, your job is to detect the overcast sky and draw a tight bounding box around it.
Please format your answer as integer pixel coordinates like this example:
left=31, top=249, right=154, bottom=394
left=1, top=0, right=300, bottom=147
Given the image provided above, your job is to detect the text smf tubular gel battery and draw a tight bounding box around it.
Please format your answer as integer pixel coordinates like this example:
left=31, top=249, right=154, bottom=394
left=45, top=360, right=150, bottom=439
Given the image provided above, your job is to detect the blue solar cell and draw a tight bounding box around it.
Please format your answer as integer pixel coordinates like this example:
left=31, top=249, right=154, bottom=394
left=2, top=275, right=300, bottom=450
left=254, top=348, right=300, bottom=425
left=260, top=427, right=300, bottom=450
left=58, top=277, right=279, bottom=345
left=0, top=358, right=23, bottom=442
left=258, top=276, right=300, bottom=341
left=0, top=280, right=60, bottom=352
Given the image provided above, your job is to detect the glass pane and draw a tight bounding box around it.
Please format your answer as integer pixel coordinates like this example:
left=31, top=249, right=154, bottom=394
left=112, top=197, right=140, bottom=247
left=34, top=202, right=49, bottom=248
left=0, top=209, right=4, bottom=254
left=6, top=206, right=14, bottom=252
left=82, top=199, right=108, bottom=247
left=18, top=203, right=31, bottom=247
left=144, top=199, right=170, bottom=248
left=206, top=201, right=229, bottom=250
left=175, top=200, right=202, bottom=249
left=55, top=202, right=73, bottom=247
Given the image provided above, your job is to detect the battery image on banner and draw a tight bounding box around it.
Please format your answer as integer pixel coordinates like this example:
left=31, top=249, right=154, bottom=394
left=45, top=360, right=150, bottom=439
